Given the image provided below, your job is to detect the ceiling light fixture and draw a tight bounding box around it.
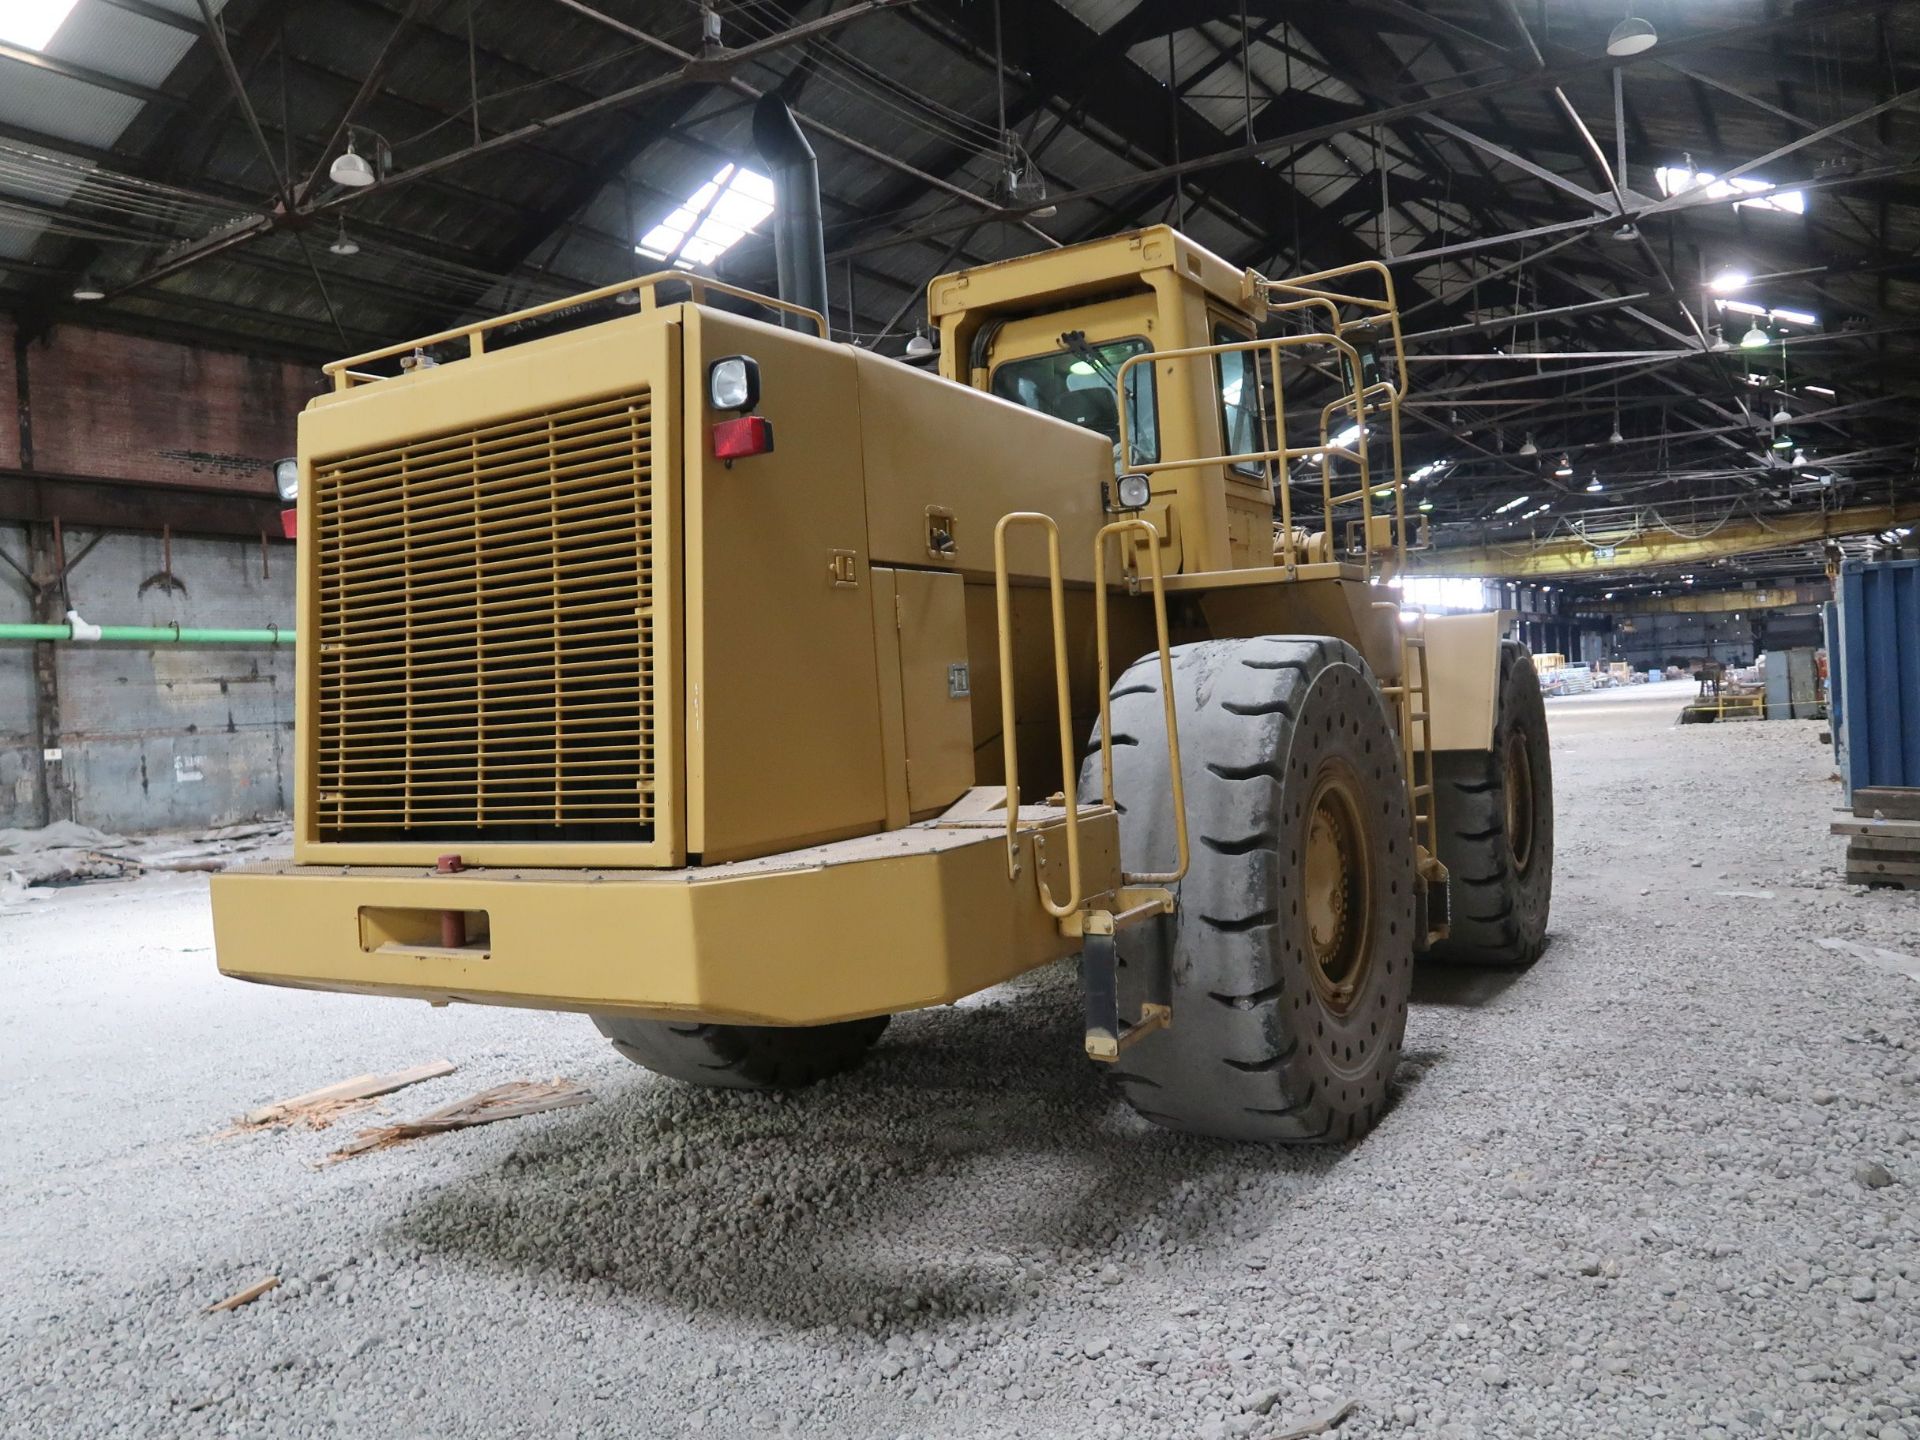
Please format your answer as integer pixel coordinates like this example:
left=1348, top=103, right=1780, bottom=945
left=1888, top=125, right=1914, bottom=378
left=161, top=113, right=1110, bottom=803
left=1791, top=449, right=1808, bottom=468
left=329, top=140, right=377, bottom=188
left=1518, top=433, right=1538, bottom=456
left=905, top=329, right=934, bottom=358
left=1607, top=12, right=1657, bottom=57
left=1554, top=456, right=1573, bottom=477
left=1772, top=433, right=1793, bottom=450
left=1771, top=402, right=1792, bottom=425
left=1740, top=323, right=1771, bottom=349
left=1709, top=269, right=1749, bottom=293
left=327, top=221, right=359, bottom=257
left=1587, top=476, right=1604, bottom=492
left=70, top=278, right=104, bottom=302
left=1494, top=494, right=1531, bottom=515
left=1609, top=419, right=1624, bottom=445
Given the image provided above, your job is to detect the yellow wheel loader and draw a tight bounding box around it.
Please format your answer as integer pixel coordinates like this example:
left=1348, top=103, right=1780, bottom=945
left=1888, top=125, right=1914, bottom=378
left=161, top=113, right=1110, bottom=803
left=212, top=99, right=1551, bottom=1142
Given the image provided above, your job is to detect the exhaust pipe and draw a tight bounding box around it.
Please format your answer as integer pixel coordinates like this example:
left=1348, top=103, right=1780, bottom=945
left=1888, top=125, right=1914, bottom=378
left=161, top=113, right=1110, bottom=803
left=752, top=94, right=830, bottom=336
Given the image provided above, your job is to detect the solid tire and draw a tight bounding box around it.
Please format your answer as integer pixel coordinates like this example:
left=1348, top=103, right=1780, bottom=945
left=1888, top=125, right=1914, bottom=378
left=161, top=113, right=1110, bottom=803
left=1427, top=641, right=1554, bottom=967
left=592, top=1015, right=889, bottom=1090
left=1080, top=636, right=1416, bottom=1142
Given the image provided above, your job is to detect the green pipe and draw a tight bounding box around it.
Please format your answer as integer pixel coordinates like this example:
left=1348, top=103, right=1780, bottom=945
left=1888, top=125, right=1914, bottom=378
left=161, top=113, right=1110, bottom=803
left=0, top=622, right=294, bottom=645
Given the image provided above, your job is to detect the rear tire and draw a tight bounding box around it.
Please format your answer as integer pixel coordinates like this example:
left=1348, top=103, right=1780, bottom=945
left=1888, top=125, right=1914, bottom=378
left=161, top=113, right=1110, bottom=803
left=1081, top=636, right=1416, bottom=1142
left=592, top=1015, right=888, bottom=1090
left=1428, top=641, right=1554, bottom=967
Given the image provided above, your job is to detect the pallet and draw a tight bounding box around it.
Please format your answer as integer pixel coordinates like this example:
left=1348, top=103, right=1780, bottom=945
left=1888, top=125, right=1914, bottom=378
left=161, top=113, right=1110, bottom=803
left=1835, top=806, right=1920, bottom=888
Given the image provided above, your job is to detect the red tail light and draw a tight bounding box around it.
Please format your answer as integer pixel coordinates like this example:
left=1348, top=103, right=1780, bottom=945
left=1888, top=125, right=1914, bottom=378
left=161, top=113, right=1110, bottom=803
left=712, top=414, right=775, bottom=460
left=281, top=507, right=299, bottom=540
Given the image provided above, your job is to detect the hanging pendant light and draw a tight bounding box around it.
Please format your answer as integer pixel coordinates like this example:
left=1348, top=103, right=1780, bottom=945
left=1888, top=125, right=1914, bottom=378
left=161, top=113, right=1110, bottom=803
left=1609, top=419, right=1624, bottom=445
left=1607, top=12, right=1657, bottom=57
left=1770, top=401, right=1792, bottom=425
left=327, top=220, right=359, bottom=257
left=1554, top=455, right=1573, bottom=477
left=905, top=329, right=934, bottom=357
left=1740, top=322, right=1771, bottom=348
left=329, top=140, right=376, bottom=188
left=1518, top=433, right=1538, bottom=456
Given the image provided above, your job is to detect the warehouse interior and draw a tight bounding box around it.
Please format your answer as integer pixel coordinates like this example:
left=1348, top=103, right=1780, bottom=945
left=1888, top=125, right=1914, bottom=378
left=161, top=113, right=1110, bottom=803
left=3, top=2, right=1917, bottom=1436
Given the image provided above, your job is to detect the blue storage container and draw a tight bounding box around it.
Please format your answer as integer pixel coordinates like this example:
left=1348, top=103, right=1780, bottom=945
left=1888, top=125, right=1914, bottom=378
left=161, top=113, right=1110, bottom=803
left=1830, top=558, right=1920, bottom=798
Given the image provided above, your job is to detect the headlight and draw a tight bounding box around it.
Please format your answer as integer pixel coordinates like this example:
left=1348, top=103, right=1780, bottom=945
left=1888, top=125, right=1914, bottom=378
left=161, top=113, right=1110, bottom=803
left=708, top=355, right=760, bottom=412
left=1116, top=473, right=1152, bottom=511
left=273, top=457, right=298, bottom=503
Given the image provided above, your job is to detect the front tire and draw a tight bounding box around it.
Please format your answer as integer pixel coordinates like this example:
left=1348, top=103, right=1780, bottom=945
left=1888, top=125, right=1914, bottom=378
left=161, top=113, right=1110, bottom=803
left=1081, top=636, right=1416, bottom=1142
left=592, top=1015, right=888, bottom=1090
left=1428, top=641, right=1554, bottom=966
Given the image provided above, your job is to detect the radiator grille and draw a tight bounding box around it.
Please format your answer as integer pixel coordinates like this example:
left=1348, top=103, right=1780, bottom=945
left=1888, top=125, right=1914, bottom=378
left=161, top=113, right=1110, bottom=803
left=312, top=393, right=655, bottom=843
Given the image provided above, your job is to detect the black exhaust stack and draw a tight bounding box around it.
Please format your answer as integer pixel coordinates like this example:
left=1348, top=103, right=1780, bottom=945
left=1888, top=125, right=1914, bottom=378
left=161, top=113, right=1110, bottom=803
left=752, top=94, right=830, bottom=336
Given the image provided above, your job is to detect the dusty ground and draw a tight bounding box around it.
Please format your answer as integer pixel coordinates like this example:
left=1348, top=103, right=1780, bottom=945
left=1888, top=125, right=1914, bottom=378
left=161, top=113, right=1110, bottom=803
left=1, top=678, right=1915, bottom=1438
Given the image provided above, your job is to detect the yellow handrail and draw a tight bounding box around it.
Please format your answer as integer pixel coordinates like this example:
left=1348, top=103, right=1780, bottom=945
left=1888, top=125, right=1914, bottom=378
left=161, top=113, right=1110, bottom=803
left=322, top=273, right=829, bottom=390
left=993, top=512, right=1082, bottom=918
left=1093, top=518, right=1188, bottom=887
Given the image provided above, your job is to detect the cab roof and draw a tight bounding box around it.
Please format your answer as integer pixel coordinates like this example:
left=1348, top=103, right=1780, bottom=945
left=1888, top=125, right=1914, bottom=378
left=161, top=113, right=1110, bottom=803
left=926, top=225, right=1252, bottom=323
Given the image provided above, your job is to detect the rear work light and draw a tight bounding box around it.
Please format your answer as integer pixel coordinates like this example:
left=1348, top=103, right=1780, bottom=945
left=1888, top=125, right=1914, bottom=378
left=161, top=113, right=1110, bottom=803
left=712, top=414, right=775, bottom=461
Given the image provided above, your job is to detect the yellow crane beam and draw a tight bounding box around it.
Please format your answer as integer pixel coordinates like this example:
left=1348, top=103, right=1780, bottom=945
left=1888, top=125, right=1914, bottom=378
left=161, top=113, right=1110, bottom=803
left=1579, top=584, right=1830, bottom=616
left=1408, top=502, right=1908, bottom=579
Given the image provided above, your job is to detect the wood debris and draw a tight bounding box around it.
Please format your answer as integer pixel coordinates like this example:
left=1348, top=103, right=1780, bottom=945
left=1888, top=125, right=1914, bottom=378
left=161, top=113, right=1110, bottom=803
left=228, top=1060, right=456, bottom=1133
left=325, top=1079, right=592, bottom=1163
left=206, top=1276, right=280, bottom=1313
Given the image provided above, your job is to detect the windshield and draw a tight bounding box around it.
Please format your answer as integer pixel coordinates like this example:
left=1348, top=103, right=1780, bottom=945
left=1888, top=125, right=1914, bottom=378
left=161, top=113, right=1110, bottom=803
left=990, top=336, right=1158, bottom=465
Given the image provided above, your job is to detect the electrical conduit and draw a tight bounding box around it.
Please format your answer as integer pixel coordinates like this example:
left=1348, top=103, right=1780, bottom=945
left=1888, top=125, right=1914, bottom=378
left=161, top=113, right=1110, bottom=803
left=0, top=611, right=293, bottom=645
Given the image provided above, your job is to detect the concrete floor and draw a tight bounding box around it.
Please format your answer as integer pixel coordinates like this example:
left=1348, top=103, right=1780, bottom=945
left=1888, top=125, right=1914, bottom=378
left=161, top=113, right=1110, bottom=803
left=2, top=679, right=1916, bottom=1438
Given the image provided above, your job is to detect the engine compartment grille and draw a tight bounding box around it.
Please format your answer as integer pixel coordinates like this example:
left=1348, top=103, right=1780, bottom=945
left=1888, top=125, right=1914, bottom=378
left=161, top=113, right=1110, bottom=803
left=312, top=393, right=655, bottom=842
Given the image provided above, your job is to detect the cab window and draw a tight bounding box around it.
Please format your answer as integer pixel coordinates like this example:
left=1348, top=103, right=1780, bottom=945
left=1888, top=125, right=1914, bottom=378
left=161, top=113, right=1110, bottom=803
left=990, top=337, right=1159, bottom=466
left=1213, top=323, right=1266, bottom=480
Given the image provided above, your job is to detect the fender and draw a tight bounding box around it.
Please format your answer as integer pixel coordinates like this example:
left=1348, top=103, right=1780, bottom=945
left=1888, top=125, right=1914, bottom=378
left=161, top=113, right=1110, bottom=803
left=1423, top=611, right=1506, bottom=753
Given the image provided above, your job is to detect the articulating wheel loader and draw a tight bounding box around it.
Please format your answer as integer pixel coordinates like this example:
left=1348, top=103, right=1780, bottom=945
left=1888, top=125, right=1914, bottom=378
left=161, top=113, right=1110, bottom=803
left=212, top=98, right=1552, bottom=1143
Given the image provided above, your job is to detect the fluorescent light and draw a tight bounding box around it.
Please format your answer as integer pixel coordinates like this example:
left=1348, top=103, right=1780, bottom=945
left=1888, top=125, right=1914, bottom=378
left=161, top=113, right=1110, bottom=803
left=1805, top=385, right=1836, bottom=397
left=1709, top=270, right=1749, bottom=293
left=1770, top=306, right=1818, bottom=327
left=1494, top=494, right=1530, bottom=514
left=637, top=163, right=775, bottom=269
left=1330, top=422, right=1363, bottom=448
left=1721, top=299, right=1767, bottom=318
left=0, top=0, right=79, bottom=49
left=1656, top=165, right=1805, bottom=215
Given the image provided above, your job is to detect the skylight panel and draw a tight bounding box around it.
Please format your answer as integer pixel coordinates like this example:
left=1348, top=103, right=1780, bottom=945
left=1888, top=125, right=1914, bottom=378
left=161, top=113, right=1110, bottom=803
left=0, top=0, right=80, bottom=50
left=1655, top=164, right=1805, bottom=215
left=637, top=163, right=776, bottom=271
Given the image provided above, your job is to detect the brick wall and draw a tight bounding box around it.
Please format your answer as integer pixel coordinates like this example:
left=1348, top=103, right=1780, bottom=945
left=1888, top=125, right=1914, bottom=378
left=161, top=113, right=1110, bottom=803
left=5, top=321, right=322, bottom=491
left=0, top=313, right=18, bottom=472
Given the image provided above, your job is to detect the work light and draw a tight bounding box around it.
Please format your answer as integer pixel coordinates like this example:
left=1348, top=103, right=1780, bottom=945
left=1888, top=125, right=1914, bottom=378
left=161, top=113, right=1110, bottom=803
left=1115, top=473, right=1152, bottom=511
left=273, top=457, right=298, bottom=502
left=709, top=355, right=760, bottom=412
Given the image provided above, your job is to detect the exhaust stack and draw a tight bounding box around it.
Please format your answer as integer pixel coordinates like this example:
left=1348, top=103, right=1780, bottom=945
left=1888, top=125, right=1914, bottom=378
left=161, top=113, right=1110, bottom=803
left=752, top=94, right=830, bottom=335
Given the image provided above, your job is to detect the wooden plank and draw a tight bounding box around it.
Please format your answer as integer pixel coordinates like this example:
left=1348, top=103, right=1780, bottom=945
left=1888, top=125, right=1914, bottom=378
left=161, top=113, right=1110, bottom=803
left=1830, top=816, right=1920, bottom=840
left=1844, top=834, right=1920, bottom=855
left=1847, top=858, right=1920, bottom=884
left=206, top=1277, right=280, bottom=1313
left=1854, top=787, right=1920, bottom=821
left=325, top=1079, right=592, bottom=1162
left=241, top=1060, right=456, bottom=1127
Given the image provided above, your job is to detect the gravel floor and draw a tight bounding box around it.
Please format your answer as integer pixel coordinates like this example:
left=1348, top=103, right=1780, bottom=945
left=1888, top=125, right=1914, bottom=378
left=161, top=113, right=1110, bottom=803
left=2, top=679, right=1915, bottom=1439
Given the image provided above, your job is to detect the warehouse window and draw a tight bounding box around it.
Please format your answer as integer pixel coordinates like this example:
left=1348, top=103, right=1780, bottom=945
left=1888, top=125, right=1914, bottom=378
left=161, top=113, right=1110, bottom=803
left=0, top=0, right=79, bottom=49
left=636, top=164, right=776, bottom=269
left=1655, top=164, right=1805, bottom=215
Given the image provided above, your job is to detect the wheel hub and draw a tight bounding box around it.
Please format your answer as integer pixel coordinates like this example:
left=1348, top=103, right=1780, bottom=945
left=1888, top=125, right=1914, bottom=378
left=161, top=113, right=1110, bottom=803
left=1302, top=769, right=1372, bottom=1015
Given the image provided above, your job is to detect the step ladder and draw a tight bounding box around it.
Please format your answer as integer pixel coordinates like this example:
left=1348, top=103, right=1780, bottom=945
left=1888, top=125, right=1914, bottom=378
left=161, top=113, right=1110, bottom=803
left=992, top=511, right=1190, bottom=1061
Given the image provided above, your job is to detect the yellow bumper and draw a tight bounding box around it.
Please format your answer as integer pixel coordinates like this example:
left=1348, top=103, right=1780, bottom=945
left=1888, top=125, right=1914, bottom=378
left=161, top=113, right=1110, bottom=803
left=211, top=811, right=1117, bottom=1026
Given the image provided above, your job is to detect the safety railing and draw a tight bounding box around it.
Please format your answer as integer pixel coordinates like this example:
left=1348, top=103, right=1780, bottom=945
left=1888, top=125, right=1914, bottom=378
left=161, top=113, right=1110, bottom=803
left=991, top=512, right=1188, bottom=919
left=321, top=273, right=828, bottom=390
